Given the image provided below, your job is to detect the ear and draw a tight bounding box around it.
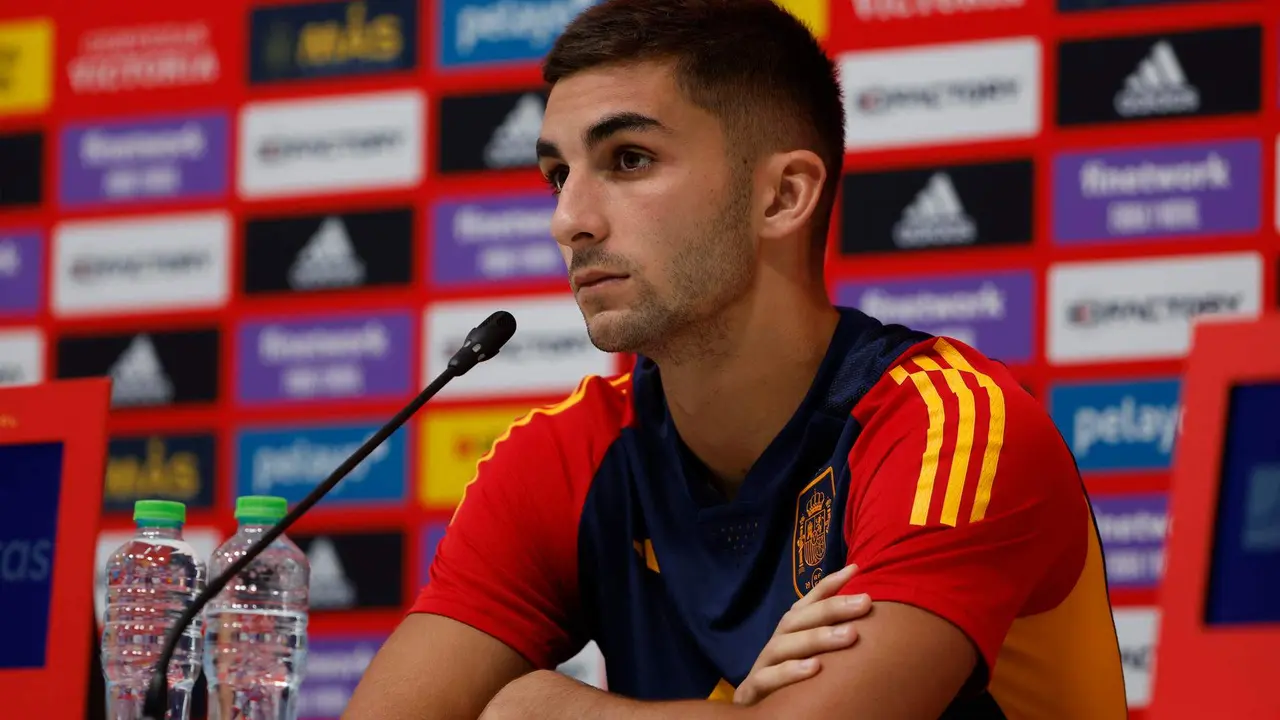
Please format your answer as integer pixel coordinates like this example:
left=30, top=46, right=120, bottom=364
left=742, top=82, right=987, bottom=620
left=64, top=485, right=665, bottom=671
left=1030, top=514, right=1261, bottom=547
left=758, top=149, right=827, bottom=242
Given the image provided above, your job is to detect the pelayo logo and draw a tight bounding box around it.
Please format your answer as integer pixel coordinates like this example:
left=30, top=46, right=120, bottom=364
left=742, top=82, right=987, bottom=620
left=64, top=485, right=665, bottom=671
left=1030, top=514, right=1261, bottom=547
left=438, top=0, right=597, bottom=69
left=1050, top=378, right=1181, bottom=473
left=236, top=422, right=407, bottom=505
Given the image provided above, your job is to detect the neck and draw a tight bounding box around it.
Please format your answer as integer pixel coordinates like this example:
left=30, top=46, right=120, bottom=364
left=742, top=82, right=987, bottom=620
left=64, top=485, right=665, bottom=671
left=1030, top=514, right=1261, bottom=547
left=653, top=279, right=840, bottom=501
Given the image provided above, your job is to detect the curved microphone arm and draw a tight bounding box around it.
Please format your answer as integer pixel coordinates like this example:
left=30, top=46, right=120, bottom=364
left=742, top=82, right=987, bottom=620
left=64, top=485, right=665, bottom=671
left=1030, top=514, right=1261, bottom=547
left=141, top=311, right=516, bottom=719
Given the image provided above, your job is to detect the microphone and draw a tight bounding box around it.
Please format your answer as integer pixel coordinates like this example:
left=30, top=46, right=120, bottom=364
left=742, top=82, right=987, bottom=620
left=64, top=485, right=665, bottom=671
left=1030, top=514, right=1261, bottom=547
left=141, top=310, right=517, bottom=719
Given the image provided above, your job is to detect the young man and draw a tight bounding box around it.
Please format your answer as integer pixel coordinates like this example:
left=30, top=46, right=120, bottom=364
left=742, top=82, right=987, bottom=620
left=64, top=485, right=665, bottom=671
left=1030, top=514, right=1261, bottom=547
left=343, top=1, right=1128, bottom=718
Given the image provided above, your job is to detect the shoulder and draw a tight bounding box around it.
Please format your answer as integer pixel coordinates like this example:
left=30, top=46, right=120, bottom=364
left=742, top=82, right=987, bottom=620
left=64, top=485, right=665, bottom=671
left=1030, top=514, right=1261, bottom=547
left=847, top=336, right=1077, bottom=526
left=456, top=371, right=634, bottom=515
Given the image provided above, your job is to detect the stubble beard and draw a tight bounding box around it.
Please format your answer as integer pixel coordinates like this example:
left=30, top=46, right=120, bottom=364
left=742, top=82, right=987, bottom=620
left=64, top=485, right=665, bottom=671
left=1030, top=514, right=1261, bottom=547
left=584, top=177, right=755, bottom=363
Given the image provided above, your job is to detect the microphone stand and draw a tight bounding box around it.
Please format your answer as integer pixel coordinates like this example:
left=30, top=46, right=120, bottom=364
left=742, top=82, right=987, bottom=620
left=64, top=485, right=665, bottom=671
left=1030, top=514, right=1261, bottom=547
left=140, top=311, right=516, bottom=720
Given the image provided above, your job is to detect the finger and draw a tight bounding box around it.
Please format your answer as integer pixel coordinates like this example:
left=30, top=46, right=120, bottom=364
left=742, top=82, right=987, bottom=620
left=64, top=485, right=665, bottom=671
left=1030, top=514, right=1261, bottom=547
left=733, top=658, right=820, bottom=706
left=776, top=593, right=871, bottom=635
left=790, top=564, right=858, bottom=611
left=756, top=622, right=860, bottom=668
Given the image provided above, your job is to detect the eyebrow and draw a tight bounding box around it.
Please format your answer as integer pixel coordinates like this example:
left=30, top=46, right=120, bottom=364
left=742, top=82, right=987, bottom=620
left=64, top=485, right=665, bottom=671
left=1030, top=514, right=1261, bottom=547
left=535, top=111, right=670, bottom=161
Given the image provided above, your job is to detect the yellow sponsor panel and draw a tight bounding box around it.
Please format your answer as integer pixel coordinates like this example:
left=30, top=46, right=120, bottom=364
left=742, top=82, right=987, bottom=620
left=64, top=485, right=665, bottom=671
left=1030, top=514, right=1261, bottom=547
left=0, top=18, right=53, bottom=115
left=773, top=0, right=828, bottom=41
left=420, top=405, right=530, bottom=508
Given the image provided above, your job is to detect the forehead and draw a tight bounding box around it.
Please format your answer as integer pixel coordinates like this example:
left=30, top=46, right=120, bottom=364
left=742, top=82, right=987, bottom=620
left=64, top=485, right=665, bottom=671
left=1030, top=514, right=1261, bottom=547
left=541, top=61, right=716, bottom=147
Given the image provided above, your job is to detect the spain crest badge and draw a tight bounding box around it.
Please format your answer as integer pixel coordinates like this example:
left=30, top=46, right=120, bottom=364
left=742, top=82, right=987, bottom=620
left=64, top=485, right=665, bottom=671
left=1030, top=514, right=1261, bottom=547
left=792, top=467, right=835, bottom=598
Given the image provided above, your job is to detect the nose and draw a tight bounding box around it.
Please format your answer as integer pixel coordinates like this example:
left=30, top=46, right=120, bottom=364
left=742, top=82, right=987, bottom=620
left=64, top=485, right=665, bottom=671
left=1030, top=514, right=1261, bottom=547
left=549, top=171, right=609, bottom=249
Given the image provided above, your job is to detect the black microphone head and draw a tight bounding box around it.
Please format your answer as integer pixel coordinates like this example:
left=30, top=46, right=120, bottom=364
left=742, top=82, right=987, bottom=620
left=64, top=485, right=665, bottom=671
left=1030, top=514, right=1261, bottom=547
left=449, top=311, right=517, bottom=374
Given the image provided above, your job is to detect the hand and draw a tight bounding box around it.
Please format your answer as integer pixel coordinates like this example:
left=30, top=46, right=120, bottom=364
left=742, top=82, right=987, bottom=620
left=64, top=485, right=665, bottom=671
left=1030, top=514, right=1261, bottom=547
left=734, top=564, right=871, bottom=706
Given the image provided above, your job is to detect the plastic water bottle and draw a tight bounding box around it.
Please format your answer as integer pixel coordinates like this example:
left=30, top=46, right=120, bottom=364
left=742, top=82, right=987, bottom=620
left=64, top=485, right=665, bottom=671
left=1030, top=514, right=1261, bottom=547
left=101, top=500, right=206, bottom=720
left=204, top=496, right=310, bottom=720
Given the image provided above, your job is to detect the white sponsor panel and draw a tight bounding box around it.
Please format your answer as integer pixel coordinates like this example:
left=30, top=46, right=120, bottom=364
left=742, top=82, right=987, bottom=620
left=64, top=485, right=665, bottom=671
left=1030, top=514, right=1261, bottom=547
left=94, top=527, right=222, bottom=625
left=424, top=295, right=612, bottom=400
left=1113, top=607, right=1159, bottom=709
left=1048, top=253, right=1262, bottom=364
left=557, top=641, right=607, bottom=690
left=238, top=90, right=424, bottom=199
left=0, top=327, right=44, bottom=387
left=53, top=211, right=230, bottom=317
left=838, top=37, right=1040, bottom=151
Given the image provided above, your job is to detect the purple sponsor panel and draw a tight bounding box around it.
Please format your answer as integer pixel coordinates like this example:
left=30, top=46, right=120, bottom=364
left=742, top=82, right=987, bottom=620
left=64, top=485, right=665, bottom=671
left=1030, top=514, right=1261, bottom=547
left=0, top=231, right=42, bottom=317
left=297, top=634, right=388, bottom=720
left=836, top=270, right=1034, bottom=363
left=418, top=520, right=449, bottom=587
left=59, top=111, right=229, bottom=207
left=1053, top=138, right=1261, bottom=244
left=237, top=311, right=413, bottom=405
left=430, top=193, right=562, bottom=286
left=1092, top=493, right=1168, bottom=590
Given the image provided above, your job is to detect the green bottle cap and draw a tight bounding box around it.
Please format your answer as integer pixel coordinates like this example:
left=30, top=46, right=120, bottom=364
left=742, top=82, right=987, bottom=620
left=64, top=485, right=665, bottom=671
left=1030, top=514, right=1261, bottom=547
left=134, top=500, right=186, bottom=527
left=235, top=495, right=288, bottom=523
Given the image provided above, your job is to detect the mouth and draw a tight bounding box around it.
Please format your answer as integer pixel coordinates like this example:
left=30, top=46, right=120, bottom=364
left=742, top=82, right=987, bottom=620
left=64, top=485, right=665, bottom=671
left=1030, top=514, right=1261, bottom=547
left=573, top=270, right=629, bottom=291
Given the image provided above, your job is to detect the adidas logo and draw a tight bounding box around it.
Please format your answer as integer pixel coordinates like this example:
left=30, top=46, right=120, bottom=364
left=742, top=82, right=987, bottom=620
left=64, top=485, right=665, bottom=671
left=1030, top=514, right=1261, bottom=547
left=288, top=217, right=366, bottom=290
left=1114, top=41, right=1200, bottom=118
left=307, top=537, right=357, bottom=610
left=892, top=173, right=977, bottom=249
left=484, top=94, right=544, bottom=169
left=108, top=335, right=175, bottom=407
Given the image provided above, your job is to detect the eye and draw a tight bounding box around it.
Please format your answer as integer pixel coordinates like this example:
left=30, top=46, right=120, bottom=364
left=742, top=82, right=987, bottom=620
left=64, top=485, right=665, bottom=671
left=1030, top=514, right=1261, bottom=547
left=543, top=165, right=568, bottom=195
left=617, top=150, right=652, bottom=173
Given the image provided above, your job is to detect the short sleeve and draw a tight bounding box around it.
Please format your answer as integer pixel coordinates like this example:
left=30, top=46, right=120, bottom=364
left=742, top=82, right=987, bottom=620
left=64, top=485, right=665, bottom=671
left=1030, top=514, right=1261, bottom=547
left=840, top=338, right=1089, bottom=678
left=409, top=411, right=588, bottom=669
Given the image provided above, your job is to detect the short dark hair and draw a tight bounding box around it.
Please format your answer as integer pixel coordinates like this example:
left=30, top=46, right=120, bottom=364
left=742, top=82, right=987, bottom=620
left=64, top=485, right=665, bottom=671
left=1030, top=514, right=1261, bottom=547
left=543, top=0, right=846, bottom=256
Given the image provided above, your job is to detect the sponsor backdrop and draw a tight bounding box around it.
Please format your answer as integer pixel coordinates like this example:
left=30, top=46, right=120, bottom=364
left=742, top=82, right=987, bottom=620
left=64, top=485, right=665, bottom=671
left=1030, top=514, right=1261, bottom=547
left=0, top=0, right=1277, bottom=716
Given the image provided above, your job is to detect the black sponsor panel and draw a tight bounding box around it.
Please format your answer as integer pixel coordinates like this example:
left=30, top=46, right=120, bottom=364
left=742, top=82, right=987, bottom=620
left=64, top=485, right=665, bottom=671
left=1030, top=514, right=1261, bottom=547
left=293, top=531, right=403, bottom=610
left=55, top=328, right=220, bottom=408
left=1057, top=26, right=1261, bottom=127
left=248, top=0, right=418, bottom=84
left=0, top=132, right=43, bottom=208
left=104, top=433, right=216, bottom=512
left=1059, top=0, right=1236, bottom=9
left=243, top=207, right=414, bottom=294
left=841, top=160, right=1033, bottom=255
left=438, top=89, right=547, bottom=174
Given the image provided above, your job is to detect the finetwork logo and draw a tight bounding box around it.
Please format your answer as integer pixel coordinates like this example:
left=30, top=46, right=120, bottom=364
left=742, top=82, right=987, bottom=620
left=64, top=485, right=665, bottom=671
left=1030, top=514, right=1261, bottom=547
left=837, top=270, right=1034, bottom=363
left=1053, top=138, right=1260, bottom=244
left=0, top=231, right=41, bottom=316
left=440, top=0, right=597, bottom=68
left=1114, top=41, right=1199, bottom=118
left=893, top=173, right=976, bottom=248
left=297, top=636, right=386, bottom=719
left=1092, top=493, right=1168, bottom=590
left=432, top=192, right=560, bottom=286
left=289, top=217, right=366, bottom=290
left=1051, top=379, right=1181, bottom=473
left=1048, top=253, right=1262, bottom=363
